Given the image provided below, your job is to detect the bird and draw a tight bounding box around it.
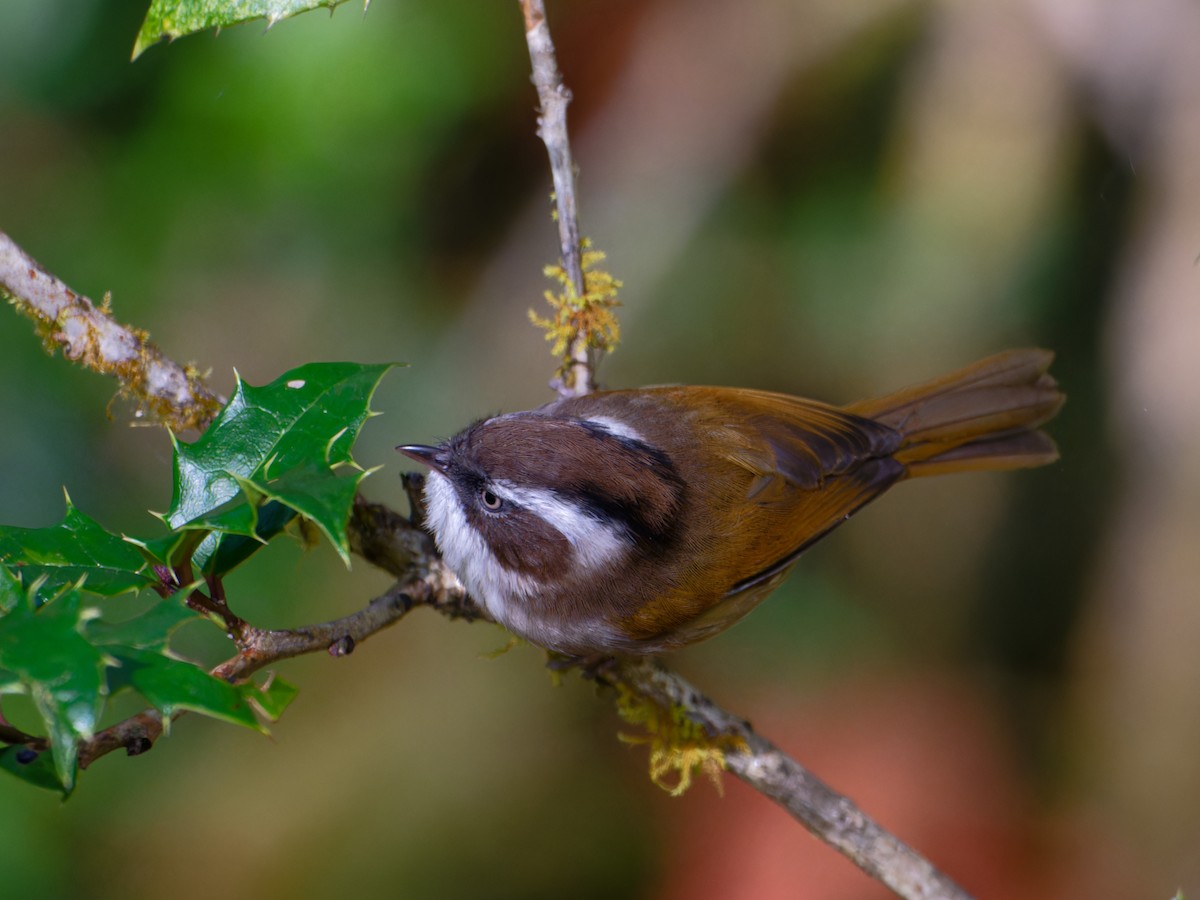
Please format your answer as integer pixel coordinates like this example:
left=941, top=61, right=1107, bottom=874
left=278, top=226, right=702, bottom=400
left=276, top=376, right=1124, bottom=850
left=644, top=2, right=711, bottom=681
left=399, top=348, right=1063, bottom=658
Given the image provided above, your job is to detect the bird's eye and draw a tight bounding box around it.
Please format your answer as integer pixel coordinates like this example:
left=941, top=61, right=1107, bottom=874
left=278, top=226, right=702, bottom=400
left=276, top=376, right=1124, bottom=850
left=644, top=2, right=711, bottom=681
left=480, top=488, right=502, bottom=511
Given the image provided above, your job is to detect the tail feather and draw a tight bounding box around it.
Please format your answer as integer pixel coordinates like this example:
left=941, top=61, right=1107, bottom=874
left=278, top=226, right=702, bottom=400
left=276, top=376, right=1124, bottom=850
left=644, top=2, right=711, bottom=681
left=845, top=349, right=1064, bottom=479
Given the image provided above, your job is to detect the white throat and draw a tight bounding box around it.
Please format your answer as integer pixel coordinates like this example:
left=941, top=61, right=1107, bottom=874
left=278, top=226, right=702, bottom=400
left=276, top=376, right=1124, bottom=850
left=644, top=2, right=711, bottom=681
left=423, top=472, right=539, bottom=615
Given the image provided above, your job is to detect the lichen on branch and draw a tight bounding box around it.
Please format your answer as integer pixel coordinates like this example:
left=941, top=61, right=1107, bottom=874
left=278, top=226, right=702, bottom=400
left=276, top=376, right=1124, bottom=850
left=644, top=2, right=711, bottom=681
left=528, top=240, right=622, bottom=382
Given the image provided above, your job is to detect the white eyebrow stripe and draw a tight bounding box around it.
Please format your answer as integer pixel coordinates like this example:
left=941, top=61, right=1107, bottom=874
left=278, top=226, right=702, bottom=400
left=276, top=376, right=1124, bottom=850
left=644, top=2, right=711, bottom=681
left=490, top=480, right=629, bottom=571
left=584, top=416, right=647, bottom=444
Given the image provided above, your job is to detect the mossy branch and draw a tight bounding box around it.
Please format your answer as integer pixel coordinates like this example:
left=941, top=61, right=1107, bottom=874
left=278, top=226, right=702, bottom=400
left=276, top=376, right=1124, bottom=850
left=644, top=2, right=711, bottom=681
left=521, top=0, right=601, bottom=398
left=614, top=681, right=740, bottom=796
left=0, top=230, right=221, bottom=433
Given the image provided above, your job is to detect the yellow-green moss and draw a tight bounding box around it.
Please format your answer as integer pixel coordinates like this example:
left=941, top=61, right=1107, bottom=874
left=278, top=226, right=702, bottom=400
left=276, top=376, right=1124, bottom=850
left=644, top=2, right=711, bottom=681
left=614, top=683, right=747, bottom=796
left=529, top=239, right=622, bottom=381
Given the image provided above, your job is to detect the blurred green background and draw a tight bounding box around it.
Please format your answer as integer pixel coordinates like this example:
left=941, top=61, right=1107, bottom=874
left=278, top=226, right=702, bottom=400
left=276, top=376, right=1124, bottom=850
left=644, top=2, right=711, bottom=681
left=2, top=1, right=1198, bottom=897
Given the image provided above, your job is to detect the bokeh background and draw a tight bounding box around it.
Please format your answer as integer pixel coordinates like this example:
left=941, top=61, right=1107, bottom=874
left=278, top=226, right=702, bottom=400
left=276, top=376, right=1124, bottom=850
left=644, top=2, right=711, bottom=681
left=1, top=0, right=1198, bottom=897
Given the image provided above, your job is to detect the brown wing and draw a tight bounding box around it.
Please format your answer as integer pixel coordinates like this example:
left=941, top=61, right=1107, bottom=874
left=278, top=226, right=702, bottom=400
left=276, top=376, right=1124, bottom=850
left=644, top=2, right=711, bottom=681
left=688, top=387, right=906, bottom=594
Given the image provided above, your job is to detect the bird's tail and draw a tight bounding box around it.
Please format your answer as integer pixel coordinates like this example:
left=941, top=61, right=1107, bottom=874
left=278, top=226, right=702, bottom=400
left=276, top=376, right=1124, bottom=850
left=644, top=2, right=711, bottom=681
left=845, top=348, right=1065, bottom=479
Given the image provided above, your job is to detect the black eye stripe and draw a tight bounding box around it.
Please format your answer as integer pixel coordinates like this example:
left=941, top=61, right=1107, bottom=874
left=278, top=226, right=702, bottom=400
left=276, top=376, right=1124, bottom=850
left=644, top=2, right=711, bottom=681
left=564, top=488, right=664, bottom=544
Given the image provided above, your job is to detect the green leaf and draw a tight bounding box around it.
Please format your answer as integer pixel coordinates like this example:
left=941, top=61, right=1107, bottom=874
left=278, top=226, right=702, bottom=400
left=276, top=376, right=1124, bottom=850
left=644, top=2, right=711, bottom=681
left=123, top=529, right=206, bottom=572
left=86, top=592, right=263, bottom=730
left=167, top=362, right=392, bottom=574
left=134, top=0, right=363, bottom=60
left=246, top=464, right=369, bottom=564
left=84, top=593, right=201, bottom=652
left=249, top=675, right=299, bottom=722
left=196, top=500, right=297, bottom=577
left=0, top=746, right=66, bottom=796
left=180, top=464, right=368, bottom=570
left=0, top=589, right=110, bottom=790
left=0, top=362, right=393, bottom=793
left=0, top=497, right=155, bottom=600
left=168, top=362, right=391, bottom=524
left=106, top=648, right=260, bottom=732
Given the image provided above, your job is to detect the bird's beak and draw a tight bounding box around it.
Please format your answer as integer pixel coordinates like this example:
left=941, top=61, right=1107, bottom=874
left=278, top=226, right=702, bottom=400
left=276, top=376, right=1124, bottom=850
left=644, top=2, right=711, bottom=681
left=396, top=444, right=449, bottom=474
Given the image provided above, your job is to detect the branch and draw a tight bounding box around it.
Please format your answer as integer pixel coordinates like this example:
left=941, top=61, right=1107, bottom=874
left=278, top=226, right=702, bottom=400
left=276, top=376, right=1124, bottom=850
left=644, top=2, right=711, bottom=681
left=520, top=0, right=593, bottom=398
left=211, top=582, right=420, bottom=682
left=611, top=659, right=974, bottom=900
left=211, top=498, right=480, bottom=683
left=0, top=230, right=222, bottom=432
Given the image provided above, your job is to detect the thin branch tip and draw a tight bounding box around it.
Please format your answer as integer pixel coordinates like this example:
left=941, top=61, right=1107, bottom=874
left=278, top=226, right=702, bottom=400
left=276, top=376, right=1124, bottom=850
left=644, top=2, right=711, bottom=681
left=519, top=1, right=595, bottom=399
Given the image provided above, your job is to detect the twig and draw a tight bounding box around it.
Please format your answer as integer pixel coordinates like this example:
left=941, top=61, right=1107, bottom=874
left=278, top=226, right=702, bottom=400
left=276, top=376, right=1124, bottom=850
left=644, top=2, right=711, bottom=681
left=74, top=504, right=478, bottom=767
left=0, top=230, right=222, bottom=432
left=76, top=584, right=420, bottom=766
left=212, top=582, right=420, bottom=681
left=0, top=721, right=47, bottom=750
left=76, top=577, right=469, bottom=767
left=78, top=711, right=163, bottom=765
left=211, top=502, right=479, bottom=683
left=520, top=0, right=593, bottom=397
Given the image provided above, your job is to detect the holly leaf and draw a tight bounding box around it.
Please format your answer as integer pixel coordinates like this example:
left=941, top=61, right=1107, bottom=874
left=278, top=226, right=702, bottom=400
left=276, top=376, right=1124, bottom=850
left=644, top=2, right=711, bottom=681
left=179, top=464, right=368, bottom=571
left=84, top=592, right=201, bottom=652
left=0, top=569, right=273, bottom=793
left=246, top=463, right=368, bottom=562
left=190, top=500, right=300, bottom=578
left=84, top=592, right=265, bottom=732
left=102, top=648, right=261, bottom=732
left=123, top=529, right=207, bottom=572
left=249, top=675, right=299, bottom=722
left=0, top=584, right=111, bottom=791
left=0, top=362, right=394, bottom=792
left=0, top=496, right=155, bottom=600
left=134, top=0, right=363, bottom=60
left=166, top=362, right=392, bottom=574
